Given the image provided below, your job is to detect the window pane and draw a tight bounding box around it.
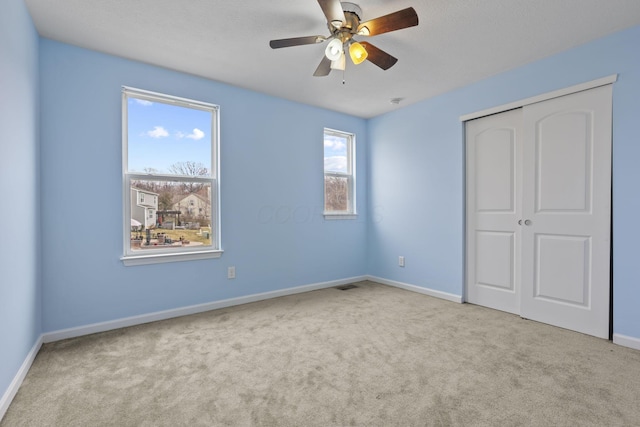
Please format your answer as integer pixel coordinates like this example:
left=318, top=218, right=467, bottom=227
left=324, top=175, right=349, bottom=211
left=324, top=133, right=349, bottom=174
left=130, top=179, right=213, bottom=251
left=127, top=97, right=212, bottom=176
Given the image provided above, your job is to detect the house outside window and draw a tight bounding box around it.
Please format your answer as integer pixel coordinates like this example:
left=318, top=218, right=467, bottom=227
left=324, top=128, right=356, bottom=219
left=131, top=188, right=158, bottom=229
left=121, top=87, right=221, bottom=265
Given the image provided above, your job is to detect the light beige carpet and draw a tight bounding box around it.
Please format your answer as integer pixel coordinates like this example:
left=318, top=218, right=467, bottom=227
left=3, top=281, right=640, bottom=426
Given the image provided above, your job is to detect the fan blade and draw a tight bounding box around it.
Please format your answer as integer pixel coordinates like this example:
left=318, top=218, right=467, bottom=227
left=359, top=42, right=398, bottom=70
left=357, top=7, right=419, bottom=36
left=270, top=35, right=326, bottom=49
left=313, top=56, right=332, bottom=77
left=317, top=0, right=346, bottom=27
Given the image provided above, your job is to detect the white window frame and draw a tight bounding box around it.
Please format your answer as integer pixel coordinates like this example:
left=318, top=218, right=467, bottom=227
left=323, top=128, right=357, bottom=219
left=121, top=87, right=222, bottom=266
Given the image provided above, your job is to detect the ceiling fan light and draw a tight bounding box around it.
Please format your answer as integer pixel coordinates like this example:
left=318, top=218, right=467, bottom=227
left=349, top=42, right=368, bottom=64
left=325, top=38, right=344, bottom=61
left=330, top=52, right=346, bottom=71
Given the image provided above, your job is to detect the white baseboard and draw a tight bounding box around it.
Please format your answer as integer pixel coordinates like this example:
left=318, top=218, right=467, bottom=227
left=43, top=275, right=367, bottom=343
left=367, top=275, right=462, bottom=303
left=613, top=333, right=640, bottom=351
left=0, top=335, right=43, bottom=421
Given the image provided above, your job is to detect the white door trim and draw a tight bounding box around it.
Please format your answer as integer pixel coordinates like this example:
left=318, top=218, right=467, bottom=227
left=459, top=74, right=617, bottom=122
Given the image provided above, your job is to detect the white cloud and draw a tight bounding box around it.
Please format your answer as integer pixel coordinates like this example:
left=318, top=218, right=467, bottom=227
left=324, top=137, right=346, bottom=151
left=324, top=156, right=347, bottom=173
left=175, top=131, right=185, bottom=139
left=135, top=99, right=153, bottom=106
left=186, top=128, right=205, bottom=140
left=147, top=126, right=169, bottom=138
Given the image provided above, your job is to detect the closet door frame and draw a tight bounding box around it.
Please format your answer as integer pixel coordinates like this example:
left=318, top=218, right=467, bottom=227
left=460, top=75, right=617, bottom=122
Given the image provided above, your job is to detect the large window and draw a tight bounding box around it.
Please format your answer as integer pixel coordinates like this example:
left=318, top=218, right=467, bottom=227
left=121, top=87, right=220, bottom=265
left=324, top=128, right=356, bottom=217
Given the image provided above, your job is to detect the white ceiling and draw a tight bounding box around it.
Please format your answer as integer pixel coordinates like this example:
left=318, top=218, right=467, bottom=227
left=24, top=0, right=640, bottom=118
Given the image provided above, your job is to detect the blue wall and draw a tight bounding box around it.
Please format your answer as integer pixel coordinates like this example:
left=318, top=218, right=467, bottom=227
left=367, top=25, right=640, bottom=338
left=39, top=40, right=368, bottom=332
left=0, top=0, right=41, bottom=405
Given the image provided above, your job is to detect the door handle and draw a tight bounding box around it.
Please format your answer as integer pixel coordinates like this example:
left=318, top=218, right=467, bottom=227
left=518, top=219, right=523, bottom=225
left=524, top=219, right=532, bottom=226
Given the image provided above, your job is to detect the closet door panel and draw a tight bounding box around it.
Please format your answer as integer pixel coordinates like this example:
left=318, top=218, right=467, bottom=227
left=520, top=85, right=612, bottom=339
left=466, top=109, right=523, bottom=314
left=535, top=111, right=591, bottom=213
left=534, top=234, right=590, bottom=306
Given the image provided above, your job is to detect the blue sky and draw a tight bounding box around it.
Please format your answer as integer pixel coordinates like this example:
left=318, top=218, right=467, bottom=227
left=324, top=133, right=348, bottom=173
left=127, top=97, right=212, bottom=174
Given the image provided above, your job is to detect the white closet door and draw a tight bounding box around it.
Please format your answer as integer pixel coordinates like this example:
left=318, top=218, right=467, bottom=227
left=466, top=85, right=612, bottom=338
left=520, top=85, right=612, bottom=339
left=466, top=109, right=523, bottom=314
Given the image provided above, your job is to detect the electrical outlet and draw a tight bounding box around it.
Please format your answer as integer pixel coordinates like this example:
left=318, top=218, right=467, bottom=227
left=399, top=256, right=405, bottom=267
left=227, top=266, right=236, bottom=279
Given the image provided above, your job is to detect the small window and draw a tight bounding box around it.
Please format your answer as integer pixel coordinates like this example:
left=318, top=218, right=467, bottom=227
left=122, top=87, right=221, bottom=265
left=324, top=128, right=356, bottom=217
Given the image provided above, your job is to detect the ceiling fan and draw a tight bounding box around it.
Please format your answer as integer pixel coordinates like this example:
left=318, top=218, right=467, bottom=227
left=269, top=0, right=419, bottom=76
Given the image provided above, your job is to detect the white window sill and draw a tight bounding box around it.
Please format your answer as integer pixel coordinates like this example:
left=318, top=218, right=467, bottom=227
left=323, top=213, right=358, bottom=220
left=121, top=249, right=223, bottom=266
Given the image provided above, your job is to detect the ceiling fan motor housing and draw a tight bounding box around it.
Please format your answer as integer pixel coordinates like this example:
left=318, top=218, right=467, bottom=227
left=341, top=2, right=362, bottom=21
left=329, top=2, right=362, bottom=43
